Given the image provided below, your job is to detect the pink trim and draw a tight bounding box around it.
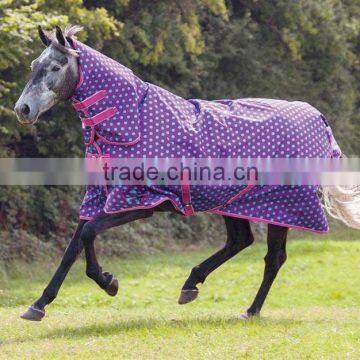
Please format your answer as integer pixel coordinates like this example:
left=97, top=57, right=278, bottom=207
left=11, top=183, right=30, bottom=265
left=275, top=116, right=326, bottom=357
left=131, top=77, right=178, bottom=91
left=181, top=169, right=195, bottom=216
left=73, top=90, right=107, bottom=111
left=82, top=206, right=328, bottom=233
left=70, top=66, right=83, bottom=101
left=83, top=125, right=95, bottom=146
left=205, top=184, right=255, bottom=213
left=103, top=198, right=185, bottom=216
left=73, top=65, right=84, bottom=90
left=81, top=107, right=117, bottom=127
left=86, top=152, right=110, bottom=159
left=96, top=133, right=141, bottom=147
left=209, top=209, right=329, bottom=234
left=82, top=108, right=90, bottom=118
left=81, top=206, right=329, bottom=233
left=225, top=184, right=255, bottom=205
left=70, top=38, right=78, bottom=50
left=203, top=181, right=256, bottom=213
left=79, top=216, right=93, bottom=221
left=93, top=140, right=101, bottom=153
left=67, top=39, right=84, bottom=95
left=81, top=188, right=328, bottom=233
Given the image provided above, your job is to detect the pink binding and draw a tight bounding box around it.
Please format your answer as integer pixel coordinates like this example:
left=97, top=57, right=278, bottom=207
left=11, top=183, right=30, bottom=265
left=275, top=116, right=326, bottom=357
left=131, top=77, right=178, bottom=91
left=75, top=66, right=84, bottom=89
left=224, top=184, right=255, bottom=206
left=95, top=133, right=141, bottom=147
left=209, top=209, right=329, bottom=234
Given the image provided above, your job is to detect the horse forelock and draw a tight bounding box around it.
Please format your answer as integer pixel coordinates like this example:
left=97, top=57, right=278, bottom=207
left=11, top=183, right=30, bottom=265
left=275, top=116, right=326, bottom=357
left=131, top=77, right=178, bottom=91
left=44, top=25, right=83, bottom=57
left=64, top=25, right=83, bottom=38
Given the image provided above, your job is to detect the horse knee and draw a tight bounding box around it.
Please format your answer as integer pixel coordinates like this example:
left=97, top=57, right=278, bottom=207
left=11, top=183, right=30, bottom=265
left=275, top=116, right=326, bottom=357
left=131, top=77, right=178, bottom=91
left=80, top=223, right=96, bottom=245
left=264, top=249, right=287, bottom=274
left=228, top=229, right=254, bottom=254
left=278, top=251, right=287, bottom=267
left=226, top=241, right=242, bottom=256
left=243, top=231, right=254, bottom=248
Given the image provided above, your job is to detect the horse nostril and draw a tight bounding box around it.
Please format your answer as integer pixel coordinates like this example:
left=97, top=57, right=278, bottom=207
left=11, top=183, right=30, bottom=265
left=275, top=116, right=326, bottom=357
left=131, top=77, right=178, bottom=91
left=21, top=104, right=30, bottom=115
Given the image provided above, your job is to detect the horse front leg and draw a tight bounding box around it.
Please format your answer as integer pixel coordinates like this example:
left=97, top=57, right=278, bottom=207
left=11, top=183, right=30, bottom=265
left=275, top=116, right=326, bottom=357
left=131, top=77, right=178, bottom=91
left=21, top=220, right=87, bottom=321
left=80, top=209, right=153, bottom=295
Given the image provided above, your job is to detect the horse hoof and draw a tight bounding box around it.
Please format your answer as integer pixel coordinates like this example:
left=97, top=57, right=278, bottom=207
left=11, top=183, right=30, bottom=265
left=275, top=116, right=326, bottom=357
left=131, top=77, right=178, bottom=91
left=105, top=277, right=119, bottom=297
left=239, top=313, right=250, bottom=320
left=21, top=306, right=45, bottom=321
left=178, top=289, right=199, bottom=304
left=238, top=312, right=257, bottom=320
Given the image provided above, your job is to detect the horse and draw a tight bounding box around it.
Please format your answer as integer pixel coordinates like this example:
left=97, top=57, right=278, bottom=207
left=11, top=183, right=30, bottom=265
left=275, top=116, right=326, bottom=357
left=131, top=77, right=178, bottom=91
left=14, top=26, right=360, bottom=322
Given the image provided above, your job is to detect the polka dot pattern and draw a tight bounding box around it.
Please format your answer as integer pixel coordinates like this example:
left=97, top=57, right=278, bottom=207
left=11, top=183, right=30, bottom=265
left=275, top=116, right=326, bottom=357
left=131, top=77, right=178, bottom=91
left=72, top=41, right=341, bottom=232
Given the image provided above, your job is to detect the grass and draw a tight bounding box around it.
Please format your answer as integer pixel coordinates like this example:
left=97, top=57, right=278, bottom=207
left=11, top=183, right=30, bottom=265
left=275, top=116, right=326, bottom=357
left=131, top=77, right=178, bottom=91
left=0, top=232, right=359, bottom=359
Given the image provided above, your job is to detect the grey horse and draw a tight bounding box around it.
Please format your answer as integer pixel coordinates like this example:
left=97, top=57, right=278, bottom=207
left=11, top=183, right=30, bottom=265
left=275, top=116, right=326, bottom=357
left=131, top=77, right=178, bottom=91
left=14, top=26, right=359, bottom=322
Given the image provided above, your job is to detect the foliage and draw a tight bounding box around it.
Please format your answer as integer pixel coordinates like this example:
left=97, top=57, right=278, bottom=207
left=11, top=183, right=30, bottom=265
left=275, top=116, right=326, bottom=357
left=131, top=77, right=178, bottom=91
left=0, top=1, right=359, bottom=260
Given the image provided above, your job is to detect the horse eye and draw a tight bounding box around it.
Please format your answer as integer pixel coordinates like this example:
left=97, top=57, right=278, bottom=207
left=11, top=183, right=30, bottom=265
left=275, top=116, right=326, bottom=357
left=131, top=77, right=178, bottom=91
left=51, top=65, right=61, bottom=72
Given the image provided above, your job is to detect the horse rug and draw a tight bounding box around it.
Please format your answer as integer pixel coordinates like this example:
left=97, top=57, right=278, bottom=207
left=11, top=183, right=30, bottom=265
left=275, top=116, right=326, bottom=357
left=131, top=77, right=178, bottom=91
left=70, top=40, right=341, bottom=233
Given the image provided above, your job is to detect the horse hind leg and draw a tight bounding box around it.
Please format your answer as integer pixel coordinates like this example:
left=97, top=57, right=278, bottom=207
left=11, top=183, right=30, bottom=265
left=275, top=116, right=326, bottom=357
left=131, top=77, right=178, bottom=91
left=243, top=224, right=288, bottom=318
left=179, top=216, right=254, bottom=304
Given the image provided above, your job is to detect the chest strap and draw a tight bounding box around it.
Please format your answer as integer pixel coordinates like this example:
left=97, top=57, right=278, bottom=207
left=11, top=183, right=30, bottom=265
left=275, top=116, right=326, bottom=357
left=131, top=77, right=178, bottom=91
left=73, top=90, right=107, bottom=111
left=81, top=107, right=117, bottom=127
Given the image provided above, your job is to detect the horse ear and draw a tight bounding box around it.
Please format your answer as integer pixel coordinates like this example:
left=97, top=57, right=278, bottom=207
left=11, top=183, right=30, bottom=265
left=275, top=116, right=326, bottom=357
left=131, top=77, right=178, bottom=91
left=55, top=26, right=66, bottom=47
left=38, top=25, right=51, bottom=46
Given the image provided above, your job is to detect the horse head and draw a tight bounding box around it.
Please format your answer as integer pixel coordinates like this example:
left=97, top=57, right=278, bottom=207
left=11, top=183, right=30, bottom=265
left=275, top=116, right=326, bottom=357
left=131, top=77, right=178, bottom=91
left=14, top=25, right=81, bottom=124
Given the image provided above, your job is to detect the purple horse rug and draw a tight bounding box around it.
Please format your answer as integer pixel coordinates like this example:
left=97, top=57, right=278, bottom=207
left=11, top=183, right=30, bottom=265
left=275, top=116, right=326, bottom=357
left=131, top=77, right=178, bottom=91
left=70, top=40, right=341, bottom=233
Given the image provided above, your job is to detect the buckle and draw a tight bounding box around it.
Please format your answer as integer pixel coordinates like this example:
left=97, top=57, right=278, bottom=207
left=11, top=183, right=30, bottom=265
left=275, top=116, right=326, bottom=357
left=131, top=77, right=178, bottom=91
left=184, top=204, right=194, bottom=216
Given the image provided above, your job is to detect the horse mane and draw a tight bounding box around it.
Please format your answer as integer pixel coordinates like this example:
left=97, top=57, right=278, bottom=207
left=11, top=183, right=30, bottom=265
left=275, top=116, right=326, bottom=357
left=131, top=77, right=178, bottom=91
left=46, top=25, right=83, bottom=57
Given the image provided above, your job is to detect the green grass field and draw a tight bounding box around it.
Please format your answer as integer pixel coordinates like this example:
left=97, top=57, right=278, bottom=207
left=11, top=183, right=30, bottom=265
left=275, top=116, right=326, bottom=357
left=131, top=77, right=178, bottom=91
left=0, top=235, right=359, bottom=359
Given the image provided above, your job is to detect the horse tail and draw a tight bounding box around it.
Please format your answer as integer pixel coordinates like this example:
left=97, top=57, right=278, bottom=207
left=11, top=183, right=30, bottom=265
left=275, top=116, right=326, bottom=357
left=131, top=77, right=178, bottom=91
left=319, top=121, right=360, bottom=229
left=322, top=185, right=360, bottom=229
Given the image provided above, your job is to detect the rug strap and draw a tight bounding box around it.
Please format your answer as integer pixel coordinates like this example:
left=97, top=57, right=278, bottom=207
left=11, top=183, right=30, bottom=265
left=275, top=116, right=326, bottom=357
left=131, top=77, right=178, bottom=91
left=181, top=168, right=195, bottom=216
left=73, top=90, right=107, bottom=111
left=81, top=107, right=117, bottom=127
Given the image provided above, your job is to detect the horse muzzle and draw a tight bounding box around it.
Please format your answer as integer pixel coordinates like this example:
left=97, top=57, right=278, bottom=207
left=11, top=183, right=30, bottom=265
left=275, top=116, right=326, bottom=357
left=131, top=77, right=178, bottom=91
left=14, top=101, right=39, bottom=125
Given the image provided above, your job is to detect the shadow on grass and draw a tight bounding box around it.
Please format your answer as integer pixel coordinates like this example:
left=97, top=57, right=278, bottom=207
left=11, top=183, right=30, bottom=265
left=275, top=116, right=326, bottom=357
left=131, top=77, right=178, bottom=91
left=7, top=310, right=359, bottom=346
left=25, top=315, right=300, bottom=342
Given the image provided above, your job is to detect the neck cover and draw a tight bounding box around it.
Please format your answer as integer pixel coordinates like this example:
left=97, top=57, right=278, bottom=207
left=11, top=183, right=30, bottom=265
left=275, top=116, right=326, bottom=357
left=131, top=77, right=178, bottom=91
left=71, top=41, right=148, bottom=146
left=71, top=40, right=341, bottom=233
